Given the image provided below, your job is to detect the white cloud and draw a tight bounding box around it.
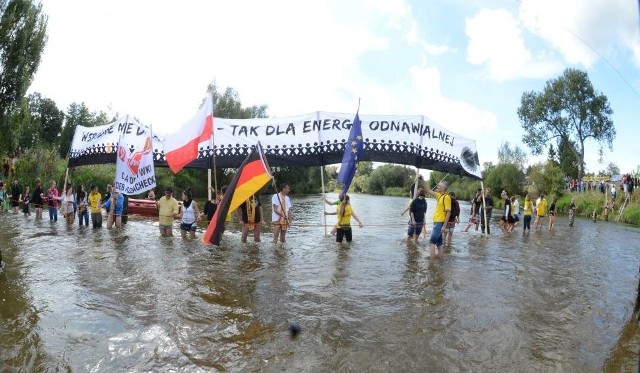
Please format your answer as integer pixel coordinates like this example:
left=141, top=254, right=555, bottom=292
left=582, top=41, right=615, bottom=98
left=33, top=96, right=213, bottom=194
left=465, top=8, right=562, bottom=81
left=30, top=0, right=390, bottom=133
left=519, top=0, right=640, bottom=67
left=408, top=65, right=497, bottom=137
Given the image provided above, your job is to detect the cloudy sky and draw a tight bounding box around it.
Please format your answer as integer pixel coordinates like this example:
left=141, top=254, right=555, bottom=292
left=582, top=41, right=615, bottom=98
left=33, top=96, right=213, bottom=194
left=29, top=0, right=640, bottom=175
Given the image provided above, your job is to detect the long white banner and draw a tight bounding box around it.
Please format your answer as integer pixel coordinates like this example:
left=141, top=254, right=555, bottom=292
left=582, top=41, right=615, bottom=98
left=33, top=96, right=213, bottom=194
left=68, top=112, right=482, bottom=179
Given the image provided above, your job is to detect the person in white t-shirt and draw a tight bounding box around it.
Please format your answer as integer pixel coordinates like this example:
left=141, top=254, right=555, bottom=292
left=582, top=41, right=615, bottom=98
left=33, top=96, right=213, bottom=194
left=272, top=183, right=292, bottom=243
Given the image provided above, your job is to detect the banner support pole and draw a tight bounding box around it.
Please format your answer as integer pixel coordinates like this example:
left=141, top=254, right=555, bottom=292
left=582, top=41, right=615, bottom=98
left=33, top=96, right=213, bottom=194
left=320, top=165, right=327, bottom=235
left=481, top=180, right=488, bottom=235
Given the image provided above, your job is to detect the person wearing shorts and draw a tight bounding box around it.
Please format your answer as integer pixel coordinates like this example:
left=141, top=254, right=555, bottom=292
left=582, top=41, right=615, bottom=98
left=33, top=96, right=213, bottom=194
left=157, top=187, right=178, bottom=237
left=534, top=194, right=547, bottom=231
left=425, top=181, right=452, bottom=260
left=102, top=191, right=124, bottom=229
left=177, top=188, right=200, bottom=240
left=407, top=190, right=427, bottom=243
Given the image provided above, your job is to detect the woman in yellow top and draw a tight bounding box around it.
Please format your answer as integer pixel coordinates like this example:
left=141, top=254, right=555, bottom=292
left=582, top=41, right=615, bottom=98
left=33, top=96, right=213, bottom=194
left=522, top=194, right=533, bottom=234
left=534, top=194, right=548, bottom=231
left=324, top=194, right=363, bottom=243
left=88, top=185, right=103, bottom=228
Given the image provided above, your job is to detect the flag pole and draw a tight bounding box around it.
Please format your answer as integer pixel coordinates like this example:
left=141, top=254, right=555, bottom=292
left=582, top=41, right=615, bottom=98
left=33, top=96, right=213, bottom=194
left=481, top=180, right=488, bottom=235
left=320, top=165, right=327, bottom=235
left=210, top=93, right=218, bottom=201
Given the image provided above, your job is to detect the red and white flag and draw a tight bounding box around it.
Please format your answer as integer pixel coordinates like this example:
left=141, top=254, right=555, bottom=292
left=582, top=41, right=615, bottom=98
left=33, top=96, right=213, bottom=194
left=163, top=95, right=213, bottom=173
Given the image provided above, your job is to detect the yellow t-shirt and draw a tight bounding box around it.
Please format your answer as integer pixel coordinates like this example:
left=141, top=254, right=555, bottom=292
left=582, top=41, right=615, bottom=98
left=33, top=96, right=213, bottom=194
left=336, top=204, right=353, bottom=228
left=432, top=192, right=451, bottom=223
left=158, top=197, right=178, bottom=226
left=88, top=192, right=102, bottom=214
left=537, top=199, right=548, bottom=217
left=523, top=200, right=532, bottom=216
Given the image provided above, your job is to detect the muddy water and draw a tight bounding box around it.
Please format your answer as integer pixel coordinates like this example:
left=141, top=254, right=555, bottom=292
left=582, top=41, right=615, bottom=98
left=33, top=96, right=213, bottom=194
left=1, top=194, right=639, bottom=372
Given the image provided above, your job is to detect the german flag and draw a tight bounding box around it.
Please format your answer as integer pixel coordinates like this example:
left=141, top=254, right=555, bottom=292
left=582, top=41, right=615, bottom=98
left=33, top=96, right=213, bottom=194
left=203, top=143, right=272, bottom=245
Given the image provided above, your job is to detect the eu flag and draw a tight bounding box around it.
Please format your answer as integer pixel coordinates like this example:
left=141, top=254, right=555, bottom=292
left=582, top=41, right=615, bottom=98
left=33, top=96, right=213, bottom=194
left=336, top=112, right=363, bottom=194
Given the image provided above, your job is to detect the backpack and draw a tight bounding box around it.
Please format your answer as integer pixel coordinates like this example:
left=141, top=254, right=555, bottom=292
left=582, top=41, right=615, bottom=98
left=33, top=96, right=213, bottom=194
left=449, top=197, right=460, bottom=222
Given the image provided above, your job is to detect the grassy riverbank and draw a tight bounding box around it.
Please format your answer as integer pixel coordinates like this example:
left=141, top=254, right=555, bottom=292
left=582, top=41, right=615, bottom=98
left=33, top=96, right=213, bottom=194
left=556, top=191, right=640, bottom=225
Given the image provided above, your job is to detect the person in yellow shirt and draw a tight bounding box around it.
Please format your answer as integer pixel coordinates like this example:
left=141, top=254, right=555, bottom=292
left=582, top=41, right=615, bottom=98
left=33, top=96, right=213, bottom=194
left=522, top=194, right=533, bottom=234
left=425, top=181, right=451, bottom=260
left=533, top=194, right=548, bottom=232
left=324, top=194, right=363, bottom=243
left=88, top=185, right=103, bottom=228
left=157, top=187, right=179, bottom=237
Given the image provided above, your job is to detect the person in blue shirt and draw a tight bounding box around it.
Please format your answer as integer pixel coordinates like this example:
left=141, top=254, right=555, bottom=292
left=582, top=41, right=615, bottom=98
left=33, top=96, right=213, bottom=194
left=102, top=190, right=124, bottom=229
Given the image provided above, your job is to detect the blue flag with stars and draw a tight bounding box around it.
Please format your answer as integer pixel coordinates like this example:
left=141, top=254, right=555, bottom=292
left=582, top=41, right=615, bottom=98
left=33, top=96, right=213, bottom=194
left=336, top=112, right=363, bottom=194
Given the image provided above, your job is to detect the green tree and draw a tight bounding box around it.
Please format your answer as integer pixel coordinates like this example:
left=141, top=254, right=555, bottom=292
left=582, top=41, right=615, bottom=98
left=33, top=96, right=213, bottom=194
left=483, top=163, right=525, bottom=197
left=557, top=137, right=578, bottom=179
left=59, top=102, right=109, bottom=157
left=206, top=82, right=268, bottom=119
left=356, top=161, right=373, bottom=176
left=0, top=0, right=48, bottom=152
left=15, top=92, right=65, bottom=149
left=547, top=144, right=557, bottom=164
left=518, top=68, right=614, bottom=182
left=367, top=164, right=414, bottom=195
left=526, top=161, right=564, bottom=197
left=497, top=141, right=528, bottom=170
left=606, top=162, right=620, bottom=176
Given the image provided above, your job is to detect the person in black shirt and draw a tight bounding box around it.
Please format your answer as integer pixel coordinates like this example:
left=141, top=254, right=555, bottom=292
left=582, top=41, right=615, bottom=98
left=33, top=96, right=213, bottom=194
left=407, top=190, right=427, bottom=243
left=201, top=188, right=219, bottom=222
left=11, top=179, right=21, bottom=214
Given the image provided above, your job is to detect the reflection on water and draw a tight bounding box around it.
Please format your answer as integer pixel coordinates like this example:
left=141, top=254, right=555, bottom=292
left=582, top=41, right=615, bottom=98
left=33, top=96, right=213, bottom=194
left=1, top=193, right=639, bottom=372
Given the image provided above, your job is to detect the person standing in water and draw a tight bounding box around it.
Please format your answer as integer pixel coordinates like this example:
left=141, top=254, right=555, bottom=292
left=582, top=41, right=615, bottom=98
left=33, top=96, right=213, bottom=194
left=522, top=194, right=533, bottom=234
left=177, top=188, right=200, bottom=240
left=569, top=197, right=576, bottom=227
left=425, top=181, right=452, bottom=260
left=31, top=178, right=44, bottom=219
left=548, top=197, right=558, bottom=231
left=44, top=180, right=57, bottom=221
left=324, top=194, right=363, bottom=243
left=272, top=183, right=293, bottom=244
left=534, top=194, right=548, bottom=232
left=239, top=194, right=264, bottom=243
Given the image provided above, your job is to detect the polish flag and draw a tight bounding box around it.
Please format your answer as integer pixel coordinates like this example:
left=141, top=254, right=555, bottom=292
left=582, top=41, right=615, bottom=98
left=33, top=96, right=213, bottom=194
left=163, top=95, right=214, bottom=173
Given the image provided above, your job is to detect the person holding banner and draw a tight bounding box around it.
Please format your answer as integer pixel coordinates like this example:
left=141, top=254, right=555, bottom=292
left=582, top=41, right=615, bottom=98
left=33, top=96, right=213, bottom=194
left=103, top=191, right=124, bottom=229
left=272, top=183, right=292, bottom=244
left=324, top=194, right=363, bottom=243
left=425, top=181, right=452, bottom=260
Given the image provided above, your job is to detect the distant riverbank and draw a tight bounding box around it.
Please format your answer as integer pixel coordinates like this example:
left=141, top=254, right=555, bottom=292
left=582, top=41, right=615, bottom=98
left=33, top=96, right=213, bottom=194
left=556, top=191, right=640, bottom=225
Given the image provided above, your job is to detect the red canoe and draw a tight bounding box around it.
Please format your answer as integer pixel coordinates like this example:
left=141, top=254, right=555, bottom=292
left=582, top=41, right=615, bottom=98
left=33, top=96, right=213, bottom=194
left=127, top=198, right=157, bottom=216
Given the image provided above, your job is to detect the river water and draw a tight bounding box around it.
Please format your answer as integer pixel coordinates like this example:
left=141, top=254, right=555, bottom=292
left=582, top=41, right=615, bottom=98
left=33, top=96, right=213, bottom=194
left=1, top=193, right=639, bottom=372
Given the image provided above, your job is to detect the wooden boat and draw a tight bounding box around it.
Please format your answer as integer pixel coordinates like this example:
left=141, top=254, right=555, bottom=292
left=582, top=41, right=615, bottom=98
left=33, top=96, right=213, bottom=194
left=127, top=198, right=158, bottom=216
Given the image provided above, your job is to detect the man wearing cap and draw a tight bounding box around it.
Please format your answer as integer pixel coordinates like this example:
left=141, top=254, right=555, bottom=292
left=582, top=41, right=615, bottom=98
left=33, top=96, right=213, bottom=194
left=157, top=187, right=178, bottom=237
